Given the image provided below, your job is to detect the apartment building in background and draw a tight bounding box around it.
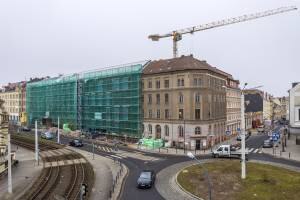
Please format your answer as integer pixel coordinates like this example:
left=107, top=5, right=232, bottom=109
left=142, top=55, right=227, bottom=150
left=0, top=82, right=26, bottom=123
left=225, top=77, right=241, bottom=136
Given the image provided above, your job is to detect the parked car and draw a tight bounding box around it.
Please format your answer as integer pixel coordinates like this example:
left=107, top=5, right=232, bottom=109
left=137, top=170, right=156, bottom=189
left=22, top=126, right=31, bottom=132
left=263, top=139, right=273, bottom=148
left=69, top=139, right=83, bottom=147
left=236, top=132, right=250, bottom=141
left=41, top=132, right=54, bottom=140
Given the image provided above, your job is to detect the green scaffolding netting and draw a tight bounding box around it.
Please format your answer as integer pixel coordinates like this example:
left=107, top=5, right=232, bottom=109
left=26, top=61, right=148, bottom=138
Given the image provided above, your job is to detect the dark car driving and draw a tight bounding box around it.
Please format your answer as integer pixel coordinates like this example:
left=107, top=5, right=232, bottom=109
left=263, top=139, right=273, bottom=148
left=137, top=170, right=155, bottom=189
left=69, top=139, right=83, bottom=147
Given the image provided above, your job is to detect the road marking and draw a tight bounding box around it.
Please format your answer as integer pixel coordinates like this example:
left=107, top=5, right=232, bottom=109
left=253, top=149, right=259, bottom=153
left=258, top=150, right=263, bottom=154
left=110, top=155, right=123, bottom=159
left=248, top=148, right=254, bottom=153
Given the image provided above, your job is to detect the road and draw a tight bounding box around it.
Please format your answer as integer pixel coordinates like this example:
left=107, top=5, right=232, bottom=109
left=17, top=125, right=300, bottom=200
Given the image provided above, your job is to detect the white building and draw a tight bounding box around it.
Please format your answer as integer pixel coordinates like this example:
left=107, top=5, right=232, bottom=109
left=289, top=82, right=300, bottom=135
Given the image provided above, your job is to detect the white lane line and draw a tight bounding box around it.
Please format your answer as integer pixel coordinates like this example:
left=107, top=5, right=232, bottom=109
left=110, top=155, right=123, bottom=159
left=253, top=149, right=259, bottom=153
left=248, top=148, right=254, bottom=153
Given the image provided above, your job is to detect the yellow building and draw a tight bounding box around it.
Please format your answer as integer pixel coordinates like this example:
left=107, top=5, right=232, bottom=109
left=0, top=82, right=26, bottom=124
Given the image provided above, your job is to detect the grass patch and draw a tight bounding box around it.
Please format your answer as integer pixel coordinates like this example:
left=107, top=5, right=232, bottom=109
left=177, top=160, right=300, bottom=200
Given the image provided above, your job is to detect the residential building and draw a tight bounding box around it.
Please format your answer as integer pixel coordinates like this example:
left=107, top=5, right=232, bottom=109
left=244, top=89, right=264, bottom=128
left=0, top=82, right=26, bottom=123
left=142, top=55, right=227, bottom=150
left=225, top=77, right=241, bottom=136
left=26, top=62, right=146, bottom=138
left=289, top=82, right=300, bottom=135
left=263, top=92, right=273, bottom=121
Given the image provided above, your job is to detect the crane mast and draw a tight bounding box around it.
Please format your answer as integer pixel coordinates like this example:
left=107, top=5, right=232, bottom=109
left=148, top=6, right=297, bottom=58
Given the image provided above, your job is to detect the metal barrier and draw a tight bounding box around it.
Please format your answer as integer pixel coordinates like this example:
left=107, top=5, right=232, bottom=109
left=109, top=159, right=124, bottom=199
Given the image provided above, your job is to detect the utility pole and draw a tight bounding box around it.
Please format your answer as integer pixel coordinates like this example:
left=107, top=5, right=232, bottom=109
left=7, top=122, right=12, bottom=194
left=241, top=88, right=246, bottom=179
left=57, top=117, right=60, bottom=144
left=35, top=120, right=39, bottom=165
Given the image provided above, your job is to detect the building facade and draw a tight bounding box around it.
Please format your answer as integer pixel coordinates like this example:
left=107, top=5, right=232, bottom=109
left=0, top=82, right=26, bottom=123
left=142, top=55, right=227, bottom=150
left=244, top=89, right=264, bottom=128
left=289, top=82, right=300, bottom=135
left=225, top=77, right=241, bottom=136
left=263, top=92, right=273, bottom=121
left=26, top=62, right=146, bottom=138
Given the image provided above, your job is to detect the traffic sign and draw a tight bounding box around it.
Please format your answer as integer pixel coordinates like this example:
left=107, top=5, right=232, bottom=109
left=225, top=130, right=231, bottom=136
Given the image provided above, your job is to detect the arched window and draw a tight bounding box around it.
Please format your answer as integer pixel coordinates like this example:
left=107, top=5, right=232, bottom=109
left=148, top=124, right=152, bottom=134
left=178, top=125, right=184, bottom=137
left=164, top=125, right=169, bottom=137
left=155, top=125, right=161, bottom=139
left=195, top=127, right=201, bottom=135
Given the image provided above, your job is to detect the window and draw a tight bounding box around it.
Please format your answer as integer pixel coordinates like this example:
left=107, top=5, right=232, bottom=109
left=164, top=80, right=169, bottom=88
left=148, top=124, right=152, bottom=134
left=148, top=80, right=152, bottom=88
left=165, top=125, right=169, bottom=136
left=149, top=110, right=152, bottom=118
left=165, top=93, right=169, bottom=104
left=178, top=126, right=184, bottom=137
left=165, top=109, right=169, bottom=119
left=195, top=93, right=200, bottom=103
left=195, top=127, right=201, bottom=135
left=198, top=78, right=202, bottom=86
left=148, top=94, right=152, bottom=104
left=179, top=109, right=184, bottom=119
left=177, top=79, right=181, bottom=87
left=157, top=109, right=160, bottom=119
left=179, top=93, right=184, bottom=103
left=156, top=80, right=160, bottom=89
left=195, top=109, right=201, bottom=120
left=298, top=108, right=300, bottom=121
left=156, top=94, right=160, bottom=104
left=193, top=78, right=197, bottom=86
left=181, top=79, right=184, bottom=86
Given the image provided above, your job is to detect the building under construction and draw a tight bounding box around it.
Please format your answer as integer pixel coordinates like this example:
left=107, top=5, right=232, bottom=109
left=26, top=61, right=148, bottom=138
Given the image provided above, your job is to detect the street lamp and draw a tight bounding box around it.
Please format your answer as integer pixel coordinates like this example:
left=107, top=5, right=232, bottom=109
left=240, top=83, right=263, bottom=179
left=187, top=152, right=212, bottom=200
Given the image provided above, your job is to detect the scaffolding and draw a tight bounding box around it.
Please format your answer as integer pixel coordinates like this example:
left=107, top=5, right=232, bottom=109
left=26, top=61, right=148, bottom=138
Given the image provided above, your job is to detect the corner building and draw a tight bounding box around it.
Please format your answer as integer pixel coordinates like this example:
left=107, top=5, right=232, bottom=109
left=142, top=55, right=227, bottom=150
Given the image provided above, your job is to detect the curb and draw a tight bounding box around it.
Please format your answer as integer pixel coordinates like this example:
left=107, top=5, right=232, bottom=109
left=175, top=167, right=203, bottom=200
left=114, top=164, right=129, bottom=200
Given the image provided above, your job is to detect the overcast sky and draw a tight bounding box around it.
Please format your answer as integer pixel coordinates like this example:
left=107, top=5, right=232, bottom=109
left=1, top=0, right=299, bottom=96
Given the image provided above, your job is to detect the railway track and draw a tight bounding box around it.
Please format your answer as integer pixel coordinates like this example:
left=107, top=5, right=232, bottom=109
left=12, top=134, right=94, bottom=200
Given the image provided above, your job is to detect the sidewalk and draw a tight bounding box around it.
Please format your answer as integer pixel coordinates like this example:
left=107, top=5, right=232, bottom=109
left=0, top=145, right=43, bottom=200
left=67, top=146, right=127, bottom=200
left=127, top=135, right=240, bottom=156
left=262, top=134, right=300, bottom=162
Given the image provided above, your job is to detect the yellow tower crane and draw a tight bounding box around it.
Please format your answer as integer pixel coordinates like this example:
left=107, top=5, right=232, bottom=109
left=148, top=6, right=297, bottom=58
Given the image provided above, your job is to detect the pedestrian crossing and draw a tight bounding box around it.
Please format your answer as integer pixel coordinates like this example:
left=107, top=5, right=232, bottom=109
left=96, top=145, right=113, bottom=153
left=247, top=148, right=263, bottom=154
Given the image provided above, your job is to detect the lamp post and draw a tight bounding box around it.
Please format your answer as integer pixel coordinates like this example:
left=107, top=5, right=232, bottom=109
left=240, top=83, right=263, bottom=179
left=187, top=152, right=212, bottom=200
